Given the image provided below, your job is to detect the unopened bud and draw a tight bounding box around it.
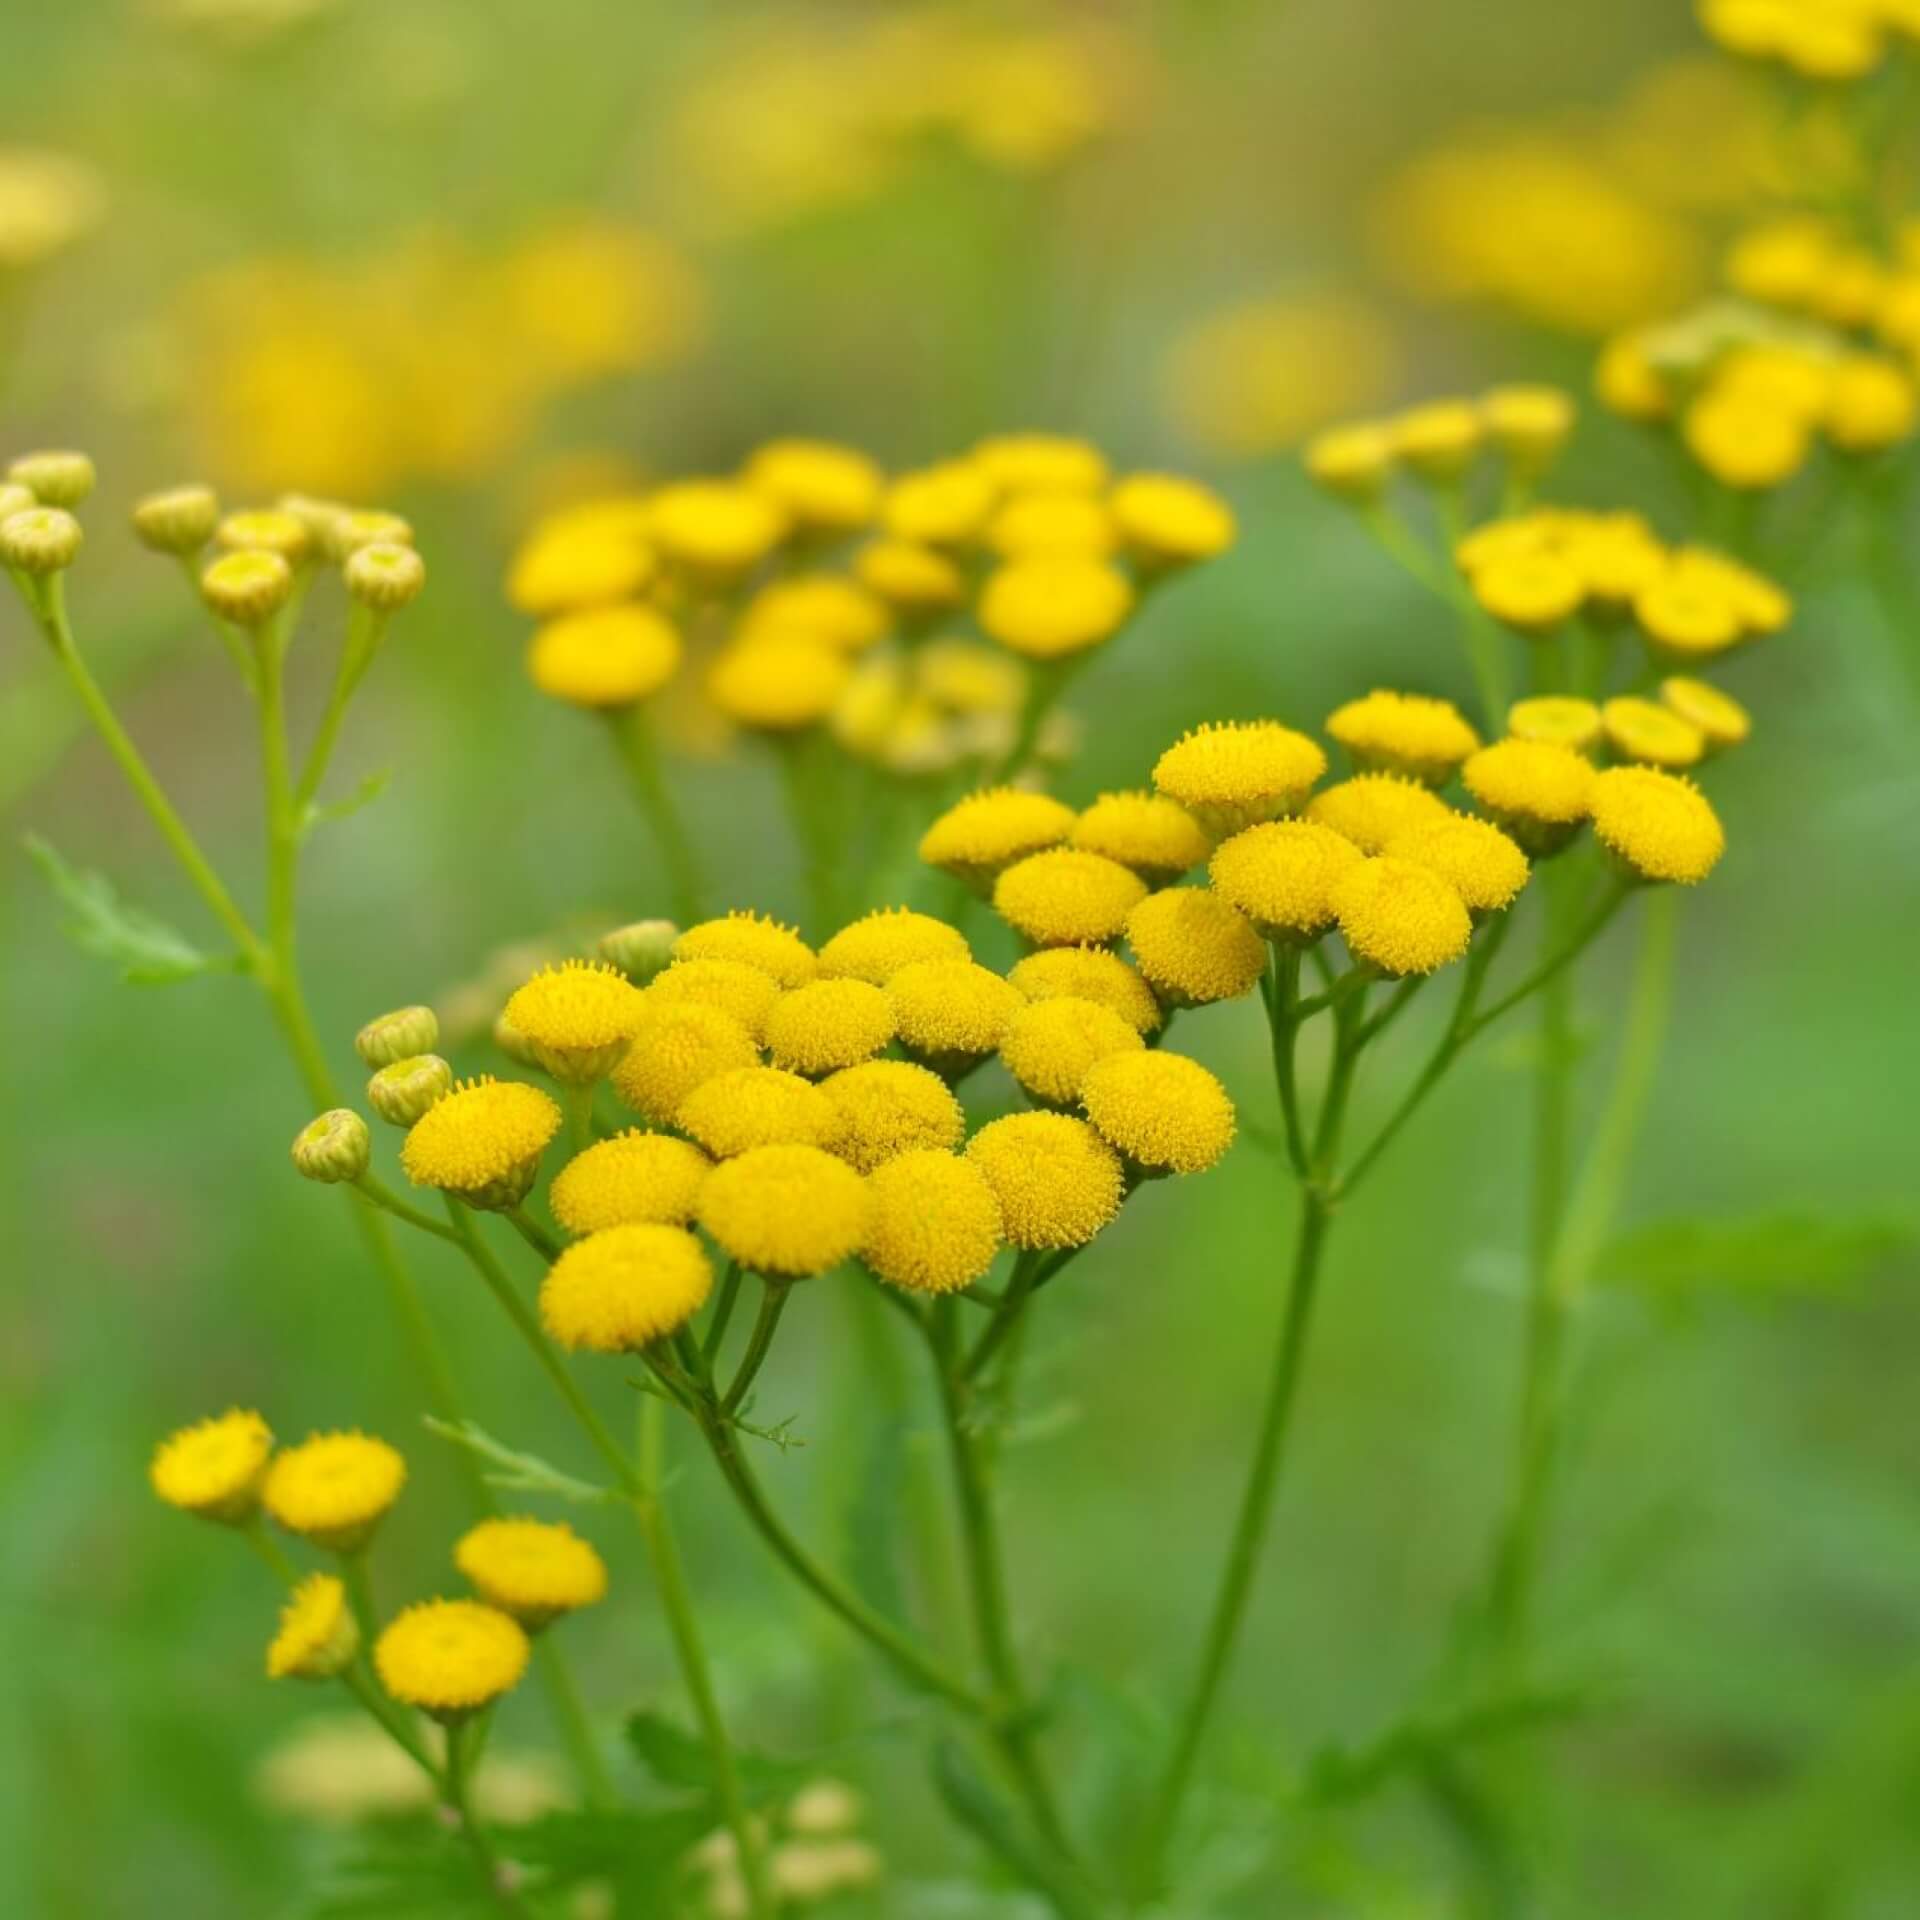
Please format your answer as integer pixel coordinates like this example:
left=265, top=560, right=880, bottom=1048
left=276, top=494, right=350, bottom=547
left=355, top=1004, right=440, bottom=1066
left=133, top=484, right=221, bottom=555
left=0, top=483, right=34, bottom=523
left=368, top=1053, right=453, bottom=1126
left=326, top=508, right=414, bottom=561
left=1, top=506, right=84, bottom=575
left=216, top=508, right=312, bottom=564
left=291, top=1109, right=371, bottom=1183
left=493, top=1011, right=542, bottom=1067
left=597, top=918, right=679, bottom=982
left=8, top=449, right=96, bottom=508
left=344, top=541, right=425, bottom=611
left=201, top=549, right=292, bottom=625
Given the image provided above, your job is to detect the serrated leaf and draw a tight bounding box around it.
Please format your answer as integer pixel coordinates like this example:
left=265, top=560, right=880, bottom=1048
left=625, top=1709, right=808, bottom=1806
left=303, top=766, right=391, bottom=834
left=22, top=832, right=236, bottom=984
left=423, top=1417, right=621, bottom=1507
left=1595, top=1213, right=1916, bottom=1315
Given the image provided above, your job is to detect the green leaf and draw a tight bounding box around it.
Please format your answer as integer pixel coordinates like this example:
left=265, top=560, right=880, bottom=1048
left=625, top=1709, right=808, bottom=1806
left=1595, top=1213, right=1917, bottom=1316
left=21, top=833, right=236, bottom=985
left=504, top=1806, right=711, bottom=1901
left=302, top=766, right=391, bottom=834
left=423, top=1417, right=622, bottom=1507
left=302, top=1827, right=492, bottom=1919
left=929, top=1738, right=1100, bottom=1920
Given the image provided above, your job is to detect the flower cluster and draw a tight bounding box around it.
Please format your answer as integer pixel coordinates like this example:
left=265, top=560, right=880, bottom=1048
left=1699, top=0, right=1920, bottom=82
left=1306, top=385, right=1576, bottom=502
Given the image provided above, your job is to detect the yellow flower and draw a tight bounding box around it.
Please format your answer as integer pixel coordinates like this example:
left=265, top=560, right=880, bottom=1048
left=550, top=1131, right=713, bottom=1235
left=201, top=549, right=291, bottom=625
left=1470, top=551, right=1584, bottom=634
left=263, top=1432, right=407, bottom=1552
left=974, top=433, right=1109, bottom=496
left=986, top=491, right=1117, bottom=561
left=1460, top=740, right=1594, bottom=853
left=1633, top=571, right=1744, bottom=662
left=855, top=538, right=967, bottom=615
left=1600, top=695, right=1706, bottom=770
left=1124, top=886, right=1266, bottom=1006
left=1481, top=385, right=1575, bottom=476
left=1563, top=517, right=1667, bottom=605
left=1666, top=548, right=1791, bottom=636
left=916, top=638, right=1027, bottom=716
left=1588, top=766, right=1725, bottom=884
left=820, top=1060, right=965, bottom=1172
left=541, top=1222, right=714, bottom=1350
left=1152, top=720, right=1327, bottom=834
left=861, top=1151, right=1004, bottom=1295
left=1109, top=473, right=1237, bottom=568
left=678, top=1066, right=840, bottom=1158
left=376, top=1599, right=529, bottom=1720
left=675, top=911, right=817, bottom=988
left=1326, top=690, right=1480, bottom=784
left=150, top=1409, right=273, bottom=1524
left=883, top=461, right=997, bottom=547
left=1683, top=392, right=1810, bottom=491
left=1304, top=772, right=1451, bottom=853
left=764, top=978, right=897, bottom=1076
left=502, top=959, right=646, bottom=1083
left=741, top=574, right=890, bottom=651
left=1390, top=400, right=1484, bottom=482
left=744, top=439, right=884, bottom=536
left=1069, top=791, right=1211, bottom=884
left=400, top=1077, right=562, bottom=1209
left=507, top=515, right=656, bottom=617
left=650, top=479, right=789, bottom=581
left=1824, top=355, right=1918, bottom=453
left=1660, top=675, right=1751, bottom=752
left=1081, top=1051, right=1235, bottom=1176
left=1304, top=422, right=1395, bottom=501
left=1723, top=216, right=1833, bottom=308
left=1384, top=813, right=1529, bottom=914
left=977, top=556, right=1135, bottom=660
left=610, top=1002, right=761, bottom=1125
left=1208, top=819, right=1364, bottom=939
left=1007, top=944, right=1163, bottom=1035
left=966, top=1111, right=1123, bottom=1249
left=216, top=507, right=313, bottom=564
left=527, top=605, right=680, bottom=709
left=697, top=1144, right=872, bottom=1277
left=1332, top=857, right=1473, bottom=976
left=919, top=787, right=1077, bottom=888
left=817, top=907, right=971, bottom=985
left=647, top=958, right=783, bottom=1041
left=709, top=636, right=852, bottom=731
left=267, top=1574, right=360, bottom=1682
left=1000, top=995, right=1145, bottom=1108
left=1508, top=695, right=1602, bottom=752
left=994, top=848, right=1149, bottom=947
left=1595, top=333, right=1674, bottom=421
left=887, top=959, right=1024, bottom=1065
left=455, top=1518, right=609, bottom=1629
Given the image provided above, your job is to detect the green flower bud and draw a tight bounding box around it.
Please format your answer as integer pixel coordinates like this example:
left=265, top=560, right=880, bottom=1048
left=368, top=1053, right=454, bottom=1127
left=0, top=484, right=35, bottom=523
left=201, top=549, right=292, bottom=626
left=215, top=508, right=312, bottom=564
left=291, top=1109, right=372, bottom=1183
left=133, top=484, right=221, bottom=555
left=344, top=540, right=425, bottom=610
left=355, top=1004, right=439, bottom=1066
left=8, top=449, right=96, bottom=508
left=598, top=918, right=680, bottom=983
left=276, top=494, right=350, bottom=548
left=326, top=508, right=414, bottom=561
left=0, top=506, right=83, bottom=575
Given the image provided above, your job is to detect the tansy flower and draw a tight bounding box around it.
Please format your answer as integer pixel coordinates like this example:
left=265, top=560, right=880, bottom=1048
left=1007, top=945, right=1162, bottom=1035
left=919, top=787, right=1076, bottom=889
left=541, top=1223, right=713, bottom=1350
left=1124, top=886, right=1266, bottom=1006
left=915, top=639, right=1026, bottom=716
left=744, top=439, right=884, bottom=536
left=1660, top=676, right=1751, bottom=752
left=857, top=1146, right=1005, bottom=1296
left=508, top=517, right=654, bottom=617
left=455, top=1518, right=609, bottom=1630
left=1152, top=721, right=1327, bottom=835
left=1109, top=473, right=1237, bottom=569
left=650, top=479, right=788, bottom=581
left=1683, top=392, right=1810, bottom=492
left=887, top=960, right=1024, bottom=1068
left=1633, top=571, right=1743, bottom=661
left=610, top=1001, right=760, bottom=1124
left=1601, top=696, right=1705, bottom=770
left=764, top=978, right=896, bottom=1077
left=994, top=848, right=1148, bottom=947
left=1481, top=385, right=1575, bottom=476
left=1825, top=356, right=1918, bottom=454
left=817, top=907, right=971, bottom=985
left=1455, top=516, right=1551, bottom=575
left=375, top=1600, right=529, bottom=1721
left=1588, top=766, right=1725, bottom=884
left=549, top=1130, right=712, bottom=1234
left=647, top=958, right=783, bottom=1040
left=400, top=1077, right=562, bottom=1210
left=1596, top=332, right=1673, bottom=422
left=1208, top=819, right=1364, bottom=939
left=1665, top=547, right=1791, bottom=636
left=1391, top=400, right=1484, bottom=481
left=267, top=1574, right=359, bottom=1682
left=1471, top=551, right=1584, bottom=634
left=1304, top=422, right=1395, bottom=501
left=356, top=1004, right=439, bottom=1068
left=1564, top=520, right=1667, bottom=606
left=820, top=1060, right=965, bottom=1171
left=677, top=1066, right=840, bottom=1157
left=1000, top=996, right=1144, bottom=1108
left=1508, top=695, right=1603, bottom=752
left=697, top=1144, right=872, bottom=1278
left=709, top=636, right=851, bottom=731
left=855, top=538, right=967, bottom=615
left=977, top=556, right=1135, bottom=660
left=1333, top=857, right=1474, bottom=976
left=1069, top=791, right=1210, bottom=884
left=1461, top=739, right=1594, bottom=854
left=967, top=1112, right=1124, bottom=1250
left=263, top=1432, right=407, bottom=1553
left=675, top=912, right=816, bottom=988
left=503, top=959, right=646, bottom=1083
left=1384, top=814, right=1529, bottom=914
left=1081, top=1051, right=1236, bottom=1177
left=741, top=574, right=890, bottom=651
left=216, top=507, right=312, bottom=564
left=1305, top=773, right=1451, bottom=853
left=1326, top=690, right=1480, bottom=785
left=883, top=461, right=997, bottom=547
left=986, top=491, right=1117, bottom=561
left=526, top=605, right=679, bottom=711
left=150, top=1409, right=273, bottom=1524
left=974, top=433, right=1109, bottom=496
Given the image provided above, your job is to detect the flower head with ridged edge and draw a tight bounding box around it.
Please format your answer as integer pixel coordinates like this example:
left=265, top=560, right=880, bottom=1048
left=1326, top=690, right=1480, bottom=785
left=1508, top=695, right=1602, bottom=753
left=674, top=912, right=816, bottom=989
left=541, top=1223, right=713, bottom=1351
left=764, top=978, right=896, bottom=1077
left=1081, top=1051, right=1236, bottom=1177
left=267, top=1574, right=360, bottom=1681
left=400, top=1076, right=561, bottom=1210
left=376, top=1599, right=529, bottom=1721
left=1660, top=676, right=1750, bottom=752
left=1601, top=696, right=1705, bottom=770
left=698, top=1144, right=872, bottom=1278
left=819, top=1060, right=966, bottom=1172
left=974, top=433, right=1109, bottom=496
left=1386, top=813, right=1529, bottom=914
left=1110, top=473, right=1236, bottom=568
left=862, top=1152, right=1003, bottom=1295
left=1124, top=887, right=1266, bottom=1007
left=1007, top=947, right=1162, bottom=1036
left=1069, top=792, right=1211, bottom=884
left=1461, top=739, right=1594, bottom=855
left=677, top=1066, right=839, bottom=1158
left=550, top=1130, right=712, bottom=1234
left=887, top=960, right=1023, bottom=1069
left=1332, top=858, right=1473, bottom=976
left=1208, top=820, right=1363, bottom=941
left=978, top=557, right=1134, bottom=660
left=966, top=1113, right=1123, bottom=1251
left=1589, top=766, right=1725, bottom=884
left=744, top=439, right=883, bottom=537
left=1152, top=721, right=1326, bottom=835
left=999, top=996, right=1145, bottom=1109
left=263, top=1432, right=406, bottom=1553
left=650, top=479, right=788, bottom=580
left=709, top=637, right=851, bottom=731
left=742, top=574, right=890, bottom=652
left=503, top=959, right=646, bottom=1083
left=817, top=908, right=971, bottom=985
left=994, top=849, right=1147, bottom=948
left=647, top=958, right=782, bottom=1040
left=150, top=1409, right=272, bottom=1524
left=610, top=1001, right=760, bottom=1125
left=527, top=605, right=680, bottom=709
left=456, top=1518, right=609, bottom=1630
left=919, top=788, right=1076, bottom=890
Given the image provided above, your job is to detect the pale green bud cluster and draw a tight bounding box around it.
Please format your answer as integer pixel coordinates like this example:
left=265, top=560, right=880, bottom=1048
left=368, top=1054, right=454, bottom=1127
left=355, top=1005, right=440, bottom=1067
left=291, top=1109, right=372, bottom=1184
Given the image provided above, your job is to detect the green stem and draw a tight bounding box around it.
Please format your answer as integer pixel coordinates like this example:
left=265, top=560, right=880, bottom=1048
left=963, top=1250, right=1042, bottom=1382
left=609, top=706, right=706, bottom=926
left=722, top=1277, right=791, bottom=1413
left=294, top=603, right=386, bottom=812
left=444, top=1715, right=538, bottom=1919
left=703, top=1261, right=744, bottom=1363
left=352, top=1173, right=462, bottom=1243
left=506, top=1206, right=562, bottom=1263
left=563, top=1081, right=596, bottom=1157
left=1264, top=946, right=1311, bottom=1179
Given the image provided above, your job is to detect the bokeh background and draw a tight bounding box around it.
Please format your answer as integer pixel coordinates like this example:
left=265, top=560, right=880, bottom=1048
left=5, top=2, right=1920, bottom=1915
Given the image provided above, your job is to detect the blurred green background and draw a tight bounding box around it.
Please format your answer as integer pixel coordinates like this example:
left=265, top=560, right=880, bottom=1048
left=5, top=2, right=1920, bottom=1916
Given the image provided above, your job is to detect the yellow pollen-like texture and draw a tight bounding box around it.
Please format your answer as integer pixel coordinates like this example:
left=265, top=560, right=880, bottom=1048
left=965, top=1112, right=1123, bottom=1250
left=540, top=1223, right=714, bottom=1351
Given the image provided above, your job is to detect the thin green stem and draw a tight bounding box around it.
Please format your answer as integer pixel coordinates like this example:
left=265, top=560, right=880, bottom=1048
left=294, top=603, right=386, bottom=812
left=506, top=1206, right=562, bottom=1263
left=563, top=1081, right=596, bottom=1157
left=722, top=1276, right=792, bottom=1413
left=352, top=1174, right=462, bottom=1243
left=608, top=706, right=706, bottom=926
left=444, top=1715, right=538, bottom=1918
left=703, top=1261, right=744, bottom=1363
left=1264, top=946, right=1311, bottom=1178
left=963, top=1250, right=1042, bottom=1382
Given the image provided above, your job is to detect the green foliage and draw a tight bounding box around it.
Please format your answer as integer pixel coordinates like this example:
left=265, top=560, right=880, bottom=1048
left=624, top=1709, right=809, bottom=1807
left=1596, top=1213, right=1917, bottom=1316
left=300, top=768, right=390, bottom=836
left=22, top=832, right=238, bottom=984
left=929, top=1739, right=1102, bottom=1919
left=423, top=1417, right=622, bottom=1507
